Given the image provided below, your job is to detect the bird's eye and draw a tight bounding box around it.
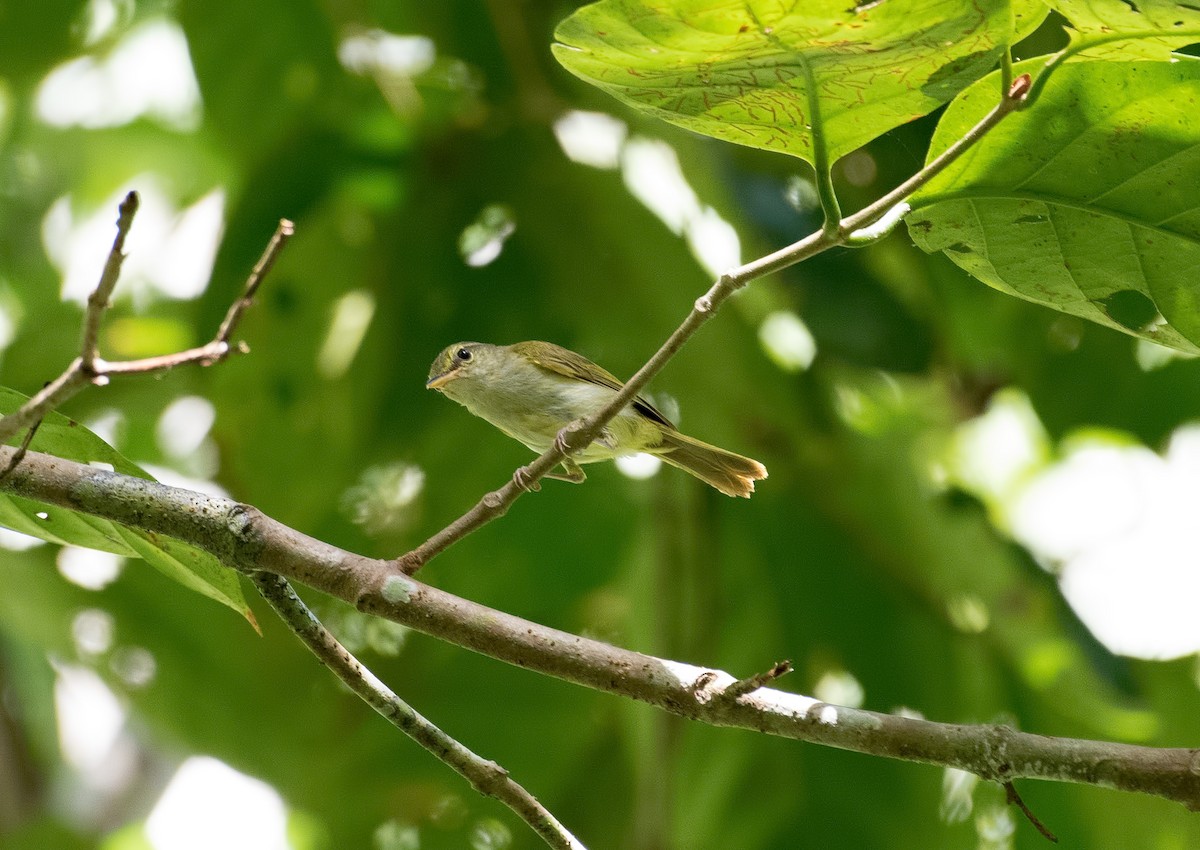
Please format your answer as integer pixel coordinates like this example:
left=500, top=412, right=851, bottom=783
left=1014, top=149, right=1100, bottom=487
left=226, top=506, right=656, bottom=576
left=455, top=347, right=472, bottom=362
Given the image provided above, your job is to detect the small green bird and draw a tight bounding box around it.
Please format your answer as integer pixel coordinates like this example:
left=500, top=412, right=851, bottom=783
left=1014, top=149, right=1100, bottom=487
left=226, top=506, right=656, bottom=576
left=426, top=341, right=767, bottom=497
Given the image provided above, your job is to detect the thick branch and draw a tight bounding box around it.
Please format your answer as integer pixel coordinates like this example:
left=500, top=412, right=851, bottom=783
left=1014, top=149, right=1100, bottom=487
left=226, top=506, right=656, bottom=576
left=396, top=75, right=1032, bottom=576
left=4, top=446, right=1198, bottom=811
left=252, top=573, right=585, bottom=850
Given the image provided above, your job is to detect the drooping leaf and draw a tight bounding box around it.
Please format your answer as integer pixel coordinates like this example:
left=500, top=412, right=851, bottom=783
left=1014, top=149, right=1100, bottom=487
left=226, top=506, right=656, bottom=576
left=0, top=388, right=254, bottom=624
left=552, top=0, right=1046, bottom=167
left=907, top=59, right=1200, bottom=352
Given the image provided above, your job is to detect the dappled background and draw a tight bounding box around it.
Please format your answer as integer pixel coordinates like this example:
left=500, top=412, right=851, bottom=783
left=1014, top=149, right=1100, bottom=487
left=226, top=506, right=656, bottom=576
left=2, top=1, right=1200, bottom=849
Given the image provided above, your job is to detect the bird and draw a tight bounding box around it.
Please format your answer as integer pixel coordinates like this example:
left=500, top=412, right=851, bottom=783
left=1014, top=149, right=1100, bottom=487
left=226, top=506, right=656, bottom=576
left=426, top=340, right=767, bottom=497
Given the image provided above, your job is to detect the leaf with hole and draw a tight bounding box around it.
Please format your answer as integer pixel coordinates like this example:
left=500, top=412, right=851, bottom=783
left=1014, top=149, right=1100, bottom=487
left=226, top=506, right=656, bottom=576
left=907, top=59, right=1200, bottom=351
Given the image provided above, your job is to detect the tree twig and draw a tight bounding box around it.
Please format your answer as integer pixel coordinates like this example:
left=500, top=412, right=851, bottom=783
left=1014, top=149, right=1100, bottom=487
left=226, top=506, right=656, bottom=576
left=3, top=447, right=1199, bottom=814
left=0, top=418, right=41, bottom=485
left=395, top=75, right=1032, bottom=576
left=251, top=572, right=586, bottom=850
left=721, top=660, right=793, bottom=701
left=1004, top=781, right=1058, bottom=843
left=213, top=220, right=294, bottom=351
left=80, top=191, right=140, bottom=374
left=0, top=210, right=294, bottom=446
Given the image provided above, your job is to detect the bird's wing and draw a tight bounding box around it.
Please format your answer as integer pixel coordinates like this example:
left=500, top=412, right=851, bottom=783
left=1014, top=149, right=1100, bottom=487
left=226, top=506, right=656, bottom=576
left=512, top=341, right=675, bottom=428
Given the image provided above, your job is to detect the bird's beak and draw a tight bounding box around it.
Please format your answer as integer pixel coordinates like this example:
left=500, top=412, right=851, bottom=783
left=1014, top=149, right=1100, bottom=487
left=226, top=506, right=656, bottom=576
left=426, top=370, right=456, bottom=390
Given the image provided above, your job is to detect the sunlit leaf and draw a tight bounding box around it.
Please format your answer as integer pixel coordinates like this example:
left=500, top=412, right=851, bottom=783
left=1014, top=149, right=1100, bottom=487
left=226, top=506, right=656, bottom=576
left=552, top=0, right=1046, bottom=166
left=1053, top=0, right=1200, bottom=59
left=907, top=59, right=1200, bottom=351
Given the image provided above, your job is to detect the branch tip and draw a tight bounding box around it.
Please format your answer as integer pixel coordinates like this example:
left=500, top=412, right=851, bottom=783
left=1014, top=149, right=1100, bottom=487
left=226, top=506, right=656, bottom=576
left=119, top=190, right=140, bottom=219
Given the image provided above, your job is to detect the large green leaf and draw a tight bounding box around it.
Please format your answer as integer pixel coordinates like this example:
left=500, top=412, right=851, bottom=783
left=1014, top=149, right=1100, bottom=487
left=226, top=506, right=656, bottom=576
left=552, top=0, right=1046, bottom=167
left=907, top=59, right=1200, bottom=352
left=0, top=388, right=253, bottom=624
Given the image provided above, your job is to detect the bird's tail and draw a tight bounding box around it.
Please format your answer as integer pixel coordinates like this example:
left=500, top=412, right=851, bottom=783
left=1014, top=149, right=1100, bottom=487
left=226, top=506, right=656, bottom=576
left=655, top=430, right=767, bottom=498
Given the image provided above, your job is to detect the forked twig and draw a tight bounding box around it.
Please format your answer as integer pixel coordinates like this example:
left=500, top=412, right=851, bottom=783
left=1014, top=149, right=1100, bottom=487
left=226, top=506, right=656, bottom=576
left=0, top=197, right=293, bottom=447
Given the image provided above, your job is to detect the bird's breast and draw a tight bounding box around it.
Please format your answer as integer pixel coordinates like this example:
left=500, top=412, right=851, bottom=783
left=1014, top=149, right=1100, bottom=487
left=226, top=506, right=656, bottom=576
left=444, top=368, right=662, bottom=458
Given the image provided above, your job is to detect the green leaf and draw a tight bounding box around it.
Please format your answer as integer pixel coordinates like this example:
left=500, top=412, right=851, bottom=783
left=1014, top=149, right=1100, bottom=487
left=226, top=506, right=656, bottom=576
left=0, top=388, right=254, bottom=625
left=552, top=0, right=1046, bottom=167
left=1052, top=0, right=1200, bottom=60
left=907, top=59, right=1200, bottom=352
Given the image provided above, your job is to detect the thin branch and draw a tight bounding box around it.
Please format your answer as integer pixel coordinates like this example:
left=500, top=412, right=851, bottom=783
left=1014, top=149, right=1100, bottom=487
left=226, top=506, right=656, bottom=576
left=251, top=573, right=586, bottom=850
left=836, top=73, right=1029, bottom=237
left=1004, top=781, right=1059, bottom=843
left=103, top=217, right=295, bottom=374
left=0, top=417, right=41, bottom=485
left=0, top=214, right=294, bottom=445
left=213, top=219, right=294, bottom=349
left=395, top=74, right=1032, bottom=576
left=4, top=198, right=566, bottom=849
left=3, top=447, right=1199, bottom=813
left=0, top=365, right=88, bottom=447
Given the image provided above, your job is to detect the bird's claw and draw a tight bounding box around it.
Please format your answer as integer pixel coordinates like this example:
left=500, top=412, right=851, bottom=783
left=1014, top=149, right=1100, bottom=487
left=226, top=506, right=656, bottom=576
left=513, top=465, right=541, bottom=492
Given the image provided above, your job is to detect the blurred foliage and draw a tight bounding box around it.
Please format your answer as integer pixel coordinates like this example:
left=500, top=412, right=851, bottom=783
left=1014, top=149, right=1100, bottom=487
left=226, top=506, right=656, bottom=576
left=1, top=2, right=1199, bottom=849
